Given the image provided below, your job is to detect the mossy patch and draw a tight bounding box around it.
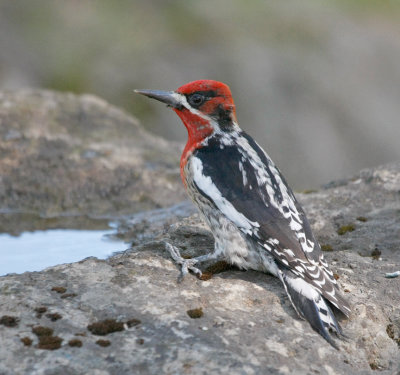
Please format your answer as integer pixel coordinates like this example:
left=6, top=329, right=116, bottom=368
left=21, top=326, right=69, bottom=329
left=68, top=339, right=83, bottom=347
left=96, top=339, right=111, bottom=347
left=302, top=189, right=318, bottom=194
left=337, top=224, right=355, bottom=235
left=205, top=261, right=233, bottom=275
left=35, top=306, right=47, bottom=318
left=46, top=313, right=62, bottom=321
left=32, top=326, right=53, bottom=337
left=356, top=216, right=368, bottom=222
left=321, top=244, right=333, bottom=252
left=199, top=272, right=213, bottom=281
left=60, top=293, right=77, bottom=299
left=51, top=286, right=67, bottom=294
left=37, top=336, right=63, bottom=350
left=0, top=315, right=19, bottom=327
left=187, top=308, right=203, bottom=319
left=32, top=325, right=62, bottom=350
left=87, top=319, right=124, bottom=335
left=21, top=337, right=33, bottom=346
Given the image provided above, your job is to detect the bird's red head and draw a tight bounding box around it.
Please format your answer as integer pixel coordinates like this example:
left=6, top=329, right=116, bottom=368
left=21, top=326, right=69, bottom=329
left=175, top=80, right=237, bottom=125
left=135, top=80, right=238, bottom=183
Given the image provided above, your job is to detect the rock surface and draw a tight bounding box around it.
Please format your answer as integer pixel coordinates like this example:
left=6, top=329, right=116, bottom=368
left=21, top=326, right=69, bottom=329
left=0, top=90, right=185, bottom=221
left=0, top=91, right=400, bottom=374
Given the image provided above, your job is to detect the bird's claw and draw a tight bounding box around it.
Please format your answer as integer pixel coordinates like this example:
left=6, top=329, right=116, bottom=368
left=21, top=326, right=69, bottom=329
left=164, top=241, right=203, bottom=282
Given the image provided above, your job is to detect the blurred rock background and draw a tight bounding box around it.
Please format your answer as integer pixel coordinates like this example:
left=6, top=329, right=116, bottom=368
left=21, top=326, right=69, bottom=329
left=1, top=0, right=399, bottom=189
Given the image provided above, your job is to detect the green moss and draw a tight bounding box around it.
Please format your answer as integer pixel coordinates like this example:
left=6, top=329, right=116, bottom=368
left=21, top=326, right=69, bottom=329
left=321, top=244, right=333, bottom=252
left=51, top=286, right=67, bottom=294
left=356, top=216, right=368, bottom=222
left=32, top=326, right=53, bottom=337
left=37, top=335, right=63, bottom=350
left=96, top=339, right=111, bottom=347
left=46, top=313, right=62, bottom=321
left=337, top=224, right=355, bottom=235
left=32, top=325, right=62, bottom=350
left=87, top=319, right=124, bottom=336
left=187, top=308, right=203, bottom=319
left=199, top=272, right=213, bottom=281
left=21, top=337, right=33, bottom=346
left=34, top=306, right=47, bottom=314
left=68, top=339, right=83, bottom=348
left=60, top=293, right=77, bottom=299
left=302, top=189, right=318, bottom=194
left=0, top=315, right=19, bottom=327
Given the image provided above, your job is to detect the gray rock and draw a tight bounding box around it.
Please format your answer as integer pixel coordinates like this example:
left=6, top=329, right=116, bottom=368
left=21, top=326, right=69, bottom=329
left=0, top=91, right=399, bottom=374
left=1, top=162, right=400, bottom=374
left=0, top=90, right=185, bottom=221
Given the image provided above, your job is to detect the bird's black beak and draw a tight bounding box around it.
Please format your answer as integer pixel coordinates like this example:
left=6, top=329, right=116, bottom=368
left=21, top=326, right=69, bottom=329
left=134, top=89, right=182, bottom=109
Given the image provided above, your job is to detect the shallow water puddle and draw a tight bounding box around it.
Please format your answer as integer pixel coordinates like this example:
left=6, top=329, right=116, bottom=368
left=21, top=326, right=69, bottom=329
left=0, top=228, right=128, bottom=276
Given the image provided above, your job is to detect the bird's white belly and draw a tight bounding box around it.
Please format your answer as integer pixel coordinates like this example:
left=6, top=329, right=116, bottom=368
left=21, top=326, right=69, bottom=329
left=191, top=193, right=278, bottom=276
left=184, top=157, right=278, bottom=277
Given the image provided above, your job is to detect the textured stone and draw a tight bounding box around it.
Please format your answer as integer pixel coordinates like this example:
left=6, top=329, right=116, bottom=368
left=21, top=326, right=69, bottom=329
left=0, top=91, right=399, bottom=374
left=0, top=163, right=399, bottom=374
left=0, top=90, right=185, bottom=221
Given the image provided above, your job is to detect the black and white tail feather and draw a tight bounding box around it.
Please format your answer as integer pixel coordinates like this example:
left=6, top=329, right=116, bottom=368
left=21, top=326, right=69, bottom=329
left=278, top=265, right=345, bottom=349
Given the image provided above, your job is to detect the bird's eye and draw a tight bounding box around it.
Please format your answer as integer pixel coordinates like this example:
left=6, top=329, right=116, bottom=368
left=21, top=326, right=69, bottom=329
left=188, top=93, right=205, bottom=107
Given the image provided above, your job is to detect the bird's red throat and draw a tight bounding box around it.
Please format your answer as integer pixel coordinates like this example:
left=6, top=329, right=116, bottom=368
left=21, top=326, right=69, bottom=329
left=174, top=108, right=214, bottom=186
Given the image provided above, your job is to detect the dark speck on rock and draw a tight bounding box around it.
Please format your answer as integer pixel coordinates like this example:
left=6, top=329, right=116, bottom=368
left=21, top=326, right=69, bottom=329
left=321, top=244, right=333, bottom=252
left=37, top=336, right=63, bottom=350
left=34, top=307, right=47, bottom=314
left=68, top=339, right=83, bottom=348
left=46, top=313, right=62, bottom=321
left=51, top=286, right=67, bottom=294
left=0, top=315, right=19, bottom=327
left=21, top=337, right=33, bottom=346
left=32, top=326, right=53, bottom=337
left=60, top=293, right=77, bottom=299
left=87, top=319, right=124, bottom=335
left=96, top=339, right=111, bottom=347
left=187, top=308, right=203, bottom=319
left=337, top=224, right=356, bottom=235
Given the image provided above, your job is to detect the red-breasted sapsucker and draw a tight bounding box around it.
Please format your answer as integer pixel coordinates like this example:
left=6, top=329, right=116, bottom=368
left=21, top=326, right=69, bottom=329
left=135, top=80, right=350, bottom=347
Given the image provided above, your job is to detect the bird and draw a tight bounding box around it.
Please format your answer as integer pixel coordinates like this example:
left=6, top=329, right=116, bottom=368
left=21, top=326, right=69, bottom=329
left=135, top=80, right=350, bottom=348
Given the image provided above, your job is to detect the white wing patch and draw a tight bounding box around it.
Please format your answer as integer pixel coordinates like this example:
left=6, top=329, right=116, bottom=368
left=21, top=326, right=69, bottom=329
left=191, top=157, right=260, bottom=232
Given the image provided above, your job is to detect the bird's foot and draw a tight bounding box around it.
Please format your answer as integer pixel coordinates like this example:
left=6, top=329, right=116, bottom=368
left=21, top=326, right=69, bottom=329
left=164, top=242, right=202, bottom=282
